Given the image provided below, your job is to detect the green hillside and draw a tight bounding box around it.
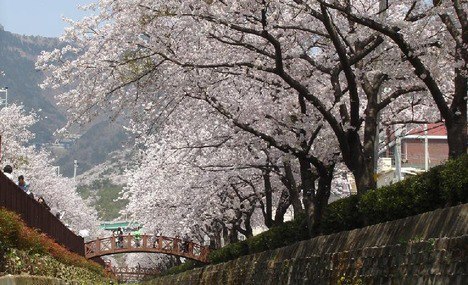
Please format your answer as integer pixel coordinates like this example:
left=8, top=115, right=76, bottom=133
left=0, top=26, right=129, bottom=176
left=0, top=26, right=65, bottom=144
left=78, top=178, right=128, bottom=221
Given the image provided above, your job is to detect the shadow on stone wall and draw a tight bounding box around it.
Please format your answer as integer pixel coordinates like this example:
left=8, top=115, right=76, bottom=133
left=144, top=204, right=467, bottom=285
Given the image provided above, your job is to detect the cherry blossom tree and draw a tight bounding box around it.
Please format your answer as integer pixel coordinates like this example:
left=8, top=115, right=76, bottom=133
left=0, top=104, right=100, bottom=237
left=123, top=97, right=297, bottom=244
left=36, top=0, right=464, bottom=241
left=19, top=150, right=100, bottom=235
left=317, top=0, right=467, bottom=158
left=38, top=0, right=436, bottom=196
left=37, top=3, right=336, bottom=238
left=123, top=253, right=179, bottom=274
left=0, top=104, right=37, bottom=165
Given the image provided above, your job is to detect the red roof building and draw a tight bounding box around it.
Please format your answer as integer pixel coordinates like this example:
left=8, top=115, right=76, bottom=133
left=402, top=123, right=448, bottom=168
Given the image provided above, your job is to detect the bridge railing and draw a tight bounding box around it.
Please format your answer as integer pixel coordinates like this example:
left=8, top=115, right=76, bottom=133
left=0, top=172, right=84, bottom=256
left=111, top=266, right=160, bottom=282
left=85, top=234, right=210, bottom=263
left=111, top=266, right=160, bottom=276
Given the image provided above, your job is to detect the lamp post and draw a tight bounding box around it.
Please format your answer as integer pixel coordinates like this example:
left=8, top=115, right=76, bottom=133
left=0, top=87, right=8, bottom=162
left=73, top=160, right=78, bottom=181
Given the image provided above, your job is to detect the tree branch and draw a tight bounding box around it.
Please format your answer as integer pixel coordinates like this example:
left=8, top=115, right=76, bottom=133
left=378, top=86, right=426, bottom=111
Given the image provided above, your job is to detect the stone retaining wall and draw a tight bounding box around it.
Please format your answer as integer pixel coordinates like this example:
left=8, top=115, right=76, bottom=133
left=145, top=204, right=467, bottom=285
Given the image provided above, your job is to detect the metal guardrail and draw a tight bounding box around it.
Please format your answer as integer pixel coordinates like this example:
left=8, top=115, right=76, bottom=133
left=0, top=172, right=84, bottom=256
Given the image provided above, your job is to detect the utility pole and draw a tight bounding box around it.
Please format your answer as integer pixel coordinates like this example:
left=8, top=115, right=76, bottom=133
left=395, top=128, right=402, bottom=181
left=374, top=0, right=388, bottom=176
left=0, top=87, right=7, bottom=107
left=73, top=160, right=78, bottom=181
left=0, top=87, right=9, bottom=163
left=424, top=124, right=429, bottom=171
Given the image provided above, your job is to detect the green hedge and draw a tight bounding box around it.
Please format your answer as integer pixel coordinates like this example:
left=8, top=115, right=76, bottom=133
left=324, top=155, right=467, bottom=230
left=320, top=195, right=362, bottom=234
left=440, top=155, right=468, bottom=204
left=209, top=215, right=308, bottom=264
left=207, top=155, right=467, bottom=265
left=162, top=260, right=204, bottom=276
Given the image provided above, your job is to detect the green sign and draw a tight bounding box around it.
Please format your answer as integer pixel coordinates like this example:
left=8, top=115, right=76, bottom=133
left=100, top=221, right=142, bottom=231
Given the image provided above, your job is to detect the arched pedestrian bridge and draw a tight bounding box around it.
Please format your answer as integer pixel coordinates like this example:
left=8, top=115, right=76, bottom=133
left=109, top=266, right=160, bottom=283
left=85, top=234, right=210, bottom=263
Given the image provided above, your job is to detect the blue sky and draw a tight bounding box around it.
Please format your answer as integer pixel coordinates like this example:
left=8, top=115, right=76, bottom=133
left=0, top=0, right=94, bottom=37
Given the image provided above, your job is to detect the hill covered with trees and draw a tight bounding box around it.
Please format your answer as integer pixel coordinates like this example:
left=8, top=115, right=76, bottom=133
left=0, top=25, right=129, bottom=177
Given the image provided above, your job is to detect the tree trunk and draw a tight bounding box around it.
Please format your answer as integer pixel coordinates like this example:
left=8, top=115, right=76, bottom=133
left=352, top=154, right=376, bottom=196
left=447, top=116, right=467, bottom=159
left=298, top=158, right=335, bottom=236
left=282, top=160, right=304, bottom=218
left=311, top=170, right=333, bottom=235
left=222, top=225, right=229, bottom=246
left=209, top=225, right=223, bottom=249
left=345, top=132, right=377, bottom=195
left=298, top=158, right=317, bottom=237
left=262, top=169, right=273, bottom=228
left=273, top=187, right=291, bottom=226
left=235, top=207, right=254, bottom=238
left=228, top=226, right=239, bottom=244
left=243, top=211, right=254, bottom=238
left=447, top=65, right=467, bottom=158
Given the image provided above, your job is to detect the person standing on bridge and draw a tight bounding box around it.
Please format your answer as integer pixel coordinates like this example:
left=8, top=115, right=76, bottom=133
left=133, top=228, right=141, bottom=247
left=174, top=234, right=181, bottom=252
left=183, top=233, right=192, bottom=253
left=116, top=227, right=124, bottom=249
left=152, top=229, right=160, bottom=248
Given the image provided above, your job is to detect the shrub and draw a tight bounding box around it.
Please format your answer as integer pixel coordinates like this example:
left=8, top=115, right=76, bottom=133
left=358, top=178, right=420, bottom=225
left=358, top=156, right=467, bottom=226
left=439, top=155, right=468, bottom=205
left=208, top=241, right=249, bottom=264
left=249, top=218, right=308, bottom=253
left=17, top=226, right=45, bottom=254
left=0, top=209, right=23, bottom=250
left=2, top=248, right=112, bottom=284
left=322, top=195, right=361, bottom=235
left=0, top=208, right=109, bottom=279
left=209, top=216, right=308, bottom=264
left=163, top=260, right=204, bottom=276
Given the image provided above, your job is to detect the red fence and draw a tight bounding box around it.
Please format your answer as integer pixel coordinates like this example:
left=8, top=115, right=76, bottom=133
left=0, top=172, right=84, bottom=256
